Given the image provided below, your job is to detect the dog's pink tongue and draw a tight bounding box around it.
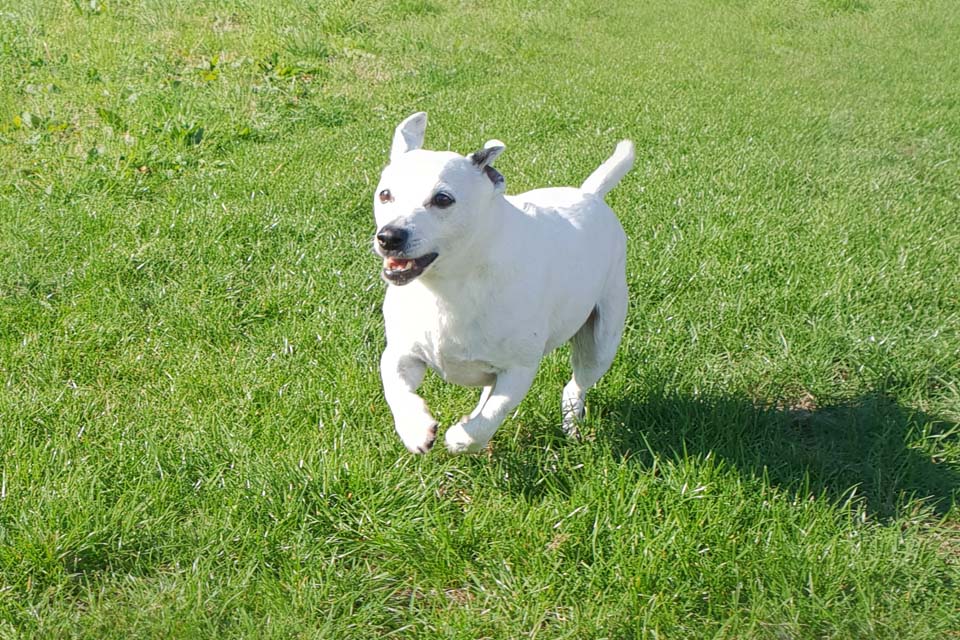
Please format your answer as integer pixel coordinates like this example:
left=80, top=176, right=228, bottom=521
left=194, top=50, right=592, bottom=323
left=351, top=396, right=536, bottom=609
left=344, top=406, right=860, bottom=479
left=386, top=257, right=411, bottom=270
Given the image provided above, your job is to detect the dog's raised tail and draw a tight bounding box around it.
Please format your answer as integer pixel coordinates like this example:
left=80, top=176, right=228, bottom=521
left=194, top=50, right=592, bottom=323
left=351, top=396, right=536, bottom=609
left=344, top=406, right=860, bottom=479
left=581, top=140, right=635, bottom=199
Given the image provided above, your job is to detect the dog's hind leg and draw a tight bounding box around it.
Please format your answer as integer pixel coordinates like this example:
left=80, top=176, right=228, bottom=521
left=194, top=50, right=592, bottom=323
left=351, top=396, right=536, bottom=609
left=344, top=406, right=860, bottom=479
left=562, top=277, right=628, bottom=437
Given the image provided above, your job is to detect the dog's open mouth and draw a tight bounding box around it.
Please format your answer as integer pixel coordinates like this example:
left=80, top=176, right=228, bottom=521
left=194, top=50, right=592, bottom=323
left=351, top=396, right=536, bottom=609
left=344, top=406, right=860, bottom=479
left=382, top=252, right=438, bottom=285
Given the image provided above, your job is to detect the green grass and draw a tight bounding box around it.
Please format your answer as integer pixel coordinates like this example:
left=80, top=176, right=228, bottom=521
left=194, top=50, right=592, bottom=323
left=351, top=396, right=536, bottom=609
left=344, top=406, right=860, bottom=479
left=1, top=0, right=958, bottom=637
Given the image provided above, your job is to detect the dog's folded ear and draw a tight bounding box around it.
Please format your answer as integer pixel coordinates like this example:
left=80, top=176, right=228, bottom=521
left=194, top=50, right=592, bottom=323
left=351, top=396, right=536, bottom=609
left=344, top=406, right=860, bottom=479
left=470, top=140, right=505, bottom=168
left=469, top=140, right=506, bottom=192
left=391, top=112, right=427, bottom=163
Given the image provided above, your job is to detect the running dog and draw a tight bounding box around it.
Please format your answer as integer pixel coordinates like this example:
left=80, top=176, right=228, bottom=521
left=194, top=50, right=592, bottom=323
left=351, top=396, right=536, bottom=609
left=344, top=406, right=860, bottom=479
left=373, top=112, right=633, bottom=454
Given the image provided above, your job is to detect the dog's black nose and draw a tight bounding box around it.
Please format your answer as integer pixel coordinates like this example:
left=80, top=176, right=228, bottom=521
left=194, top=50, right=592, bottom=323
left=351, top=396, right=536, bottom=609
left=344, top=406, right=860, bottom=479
left=377, top=226, right=408, bottom=252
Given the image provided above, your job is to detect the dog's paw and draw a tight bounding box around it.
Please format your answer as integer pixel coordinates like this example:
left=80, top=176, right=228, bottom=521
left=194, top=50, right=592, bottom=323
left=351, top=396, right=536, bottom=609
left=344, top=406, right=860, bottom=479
left=444, top=417, right=486, bottom=455
left=561, top=390, right=585, bottom=440
left=403, top=422, right=437, bottom=454
left=561, top=419, right=582, bottom=440
left=395, top=416, right=438, bottom=454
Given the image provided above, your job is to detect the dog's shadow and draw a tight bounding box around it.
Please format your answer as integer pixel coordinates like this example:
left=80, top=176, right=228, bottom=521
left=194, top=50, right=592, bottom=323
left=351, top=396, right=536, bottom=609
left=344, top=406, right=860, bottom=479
left=493, top=389, right=959, bottom=518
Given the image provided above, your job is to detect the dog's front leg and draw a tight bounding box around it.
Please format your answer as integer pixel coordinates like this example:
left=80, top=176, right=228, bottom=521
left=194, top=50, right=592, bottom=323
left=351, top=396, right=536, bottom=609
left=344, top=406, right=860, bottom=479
left=381, top=349, right=438, bottom=453
left=445, top=366, right=537, bottom=454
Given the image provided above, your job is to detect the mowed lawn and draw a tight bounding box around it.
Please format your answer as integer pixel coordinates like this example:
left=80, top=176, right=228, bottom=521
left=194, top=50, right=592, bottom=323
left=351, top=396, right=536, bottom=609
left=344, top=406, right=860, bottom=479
left=1, top=0, right=958, bottom=637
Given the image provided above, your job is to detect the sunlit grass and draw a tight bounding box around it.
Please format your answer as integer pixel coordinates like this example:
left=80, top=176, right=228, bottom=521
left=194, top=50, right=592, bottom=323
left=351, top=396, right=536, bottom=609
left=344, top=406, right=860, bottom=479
left=1, top=1, right=958, bottom=637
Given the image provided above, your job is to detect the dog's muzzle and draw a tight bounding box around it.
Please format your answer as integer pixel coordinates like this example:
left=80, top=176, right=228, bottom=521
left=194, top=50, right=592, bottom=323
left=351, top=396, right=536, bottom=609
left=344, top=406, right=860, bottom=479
left=376, top=225, right=438, bottom=285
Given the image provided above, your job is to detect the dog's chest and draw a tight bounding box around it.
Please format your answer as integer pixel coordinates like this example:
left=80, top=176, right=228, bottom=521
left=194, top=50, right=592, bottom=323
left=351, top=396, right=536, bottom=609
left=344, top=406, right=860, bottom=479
left=417, top=308, right=503, bottom=387
left=385, top=284, right=536, bottom=387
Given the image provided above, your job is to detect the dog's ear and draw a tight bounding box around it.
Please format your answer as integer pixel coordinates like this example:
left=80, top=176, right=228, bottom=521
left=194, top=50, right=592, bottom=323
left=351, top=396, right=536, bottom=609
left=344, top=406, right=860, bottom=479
left=470, top=140, right=505, bottom=169
left=469, top=140, right=506, bottom=192
left=391, top=112, right=427, bottom=163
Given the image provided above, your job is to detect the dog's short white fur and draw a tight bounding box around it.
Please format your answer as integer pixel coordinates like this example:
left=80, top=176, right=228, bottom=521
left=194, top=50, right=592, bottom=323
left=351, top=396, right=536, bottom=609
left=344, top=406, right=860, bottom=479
left=374, top=112, right=633, bottom=454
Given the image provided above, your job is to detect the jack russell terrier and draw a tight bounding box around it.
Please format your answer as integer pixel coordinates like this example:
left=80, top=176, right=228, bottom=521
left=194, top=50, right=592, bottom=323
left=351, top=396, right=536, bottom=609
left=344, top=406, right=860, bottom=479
left=373, top=112, right=633, bottom=454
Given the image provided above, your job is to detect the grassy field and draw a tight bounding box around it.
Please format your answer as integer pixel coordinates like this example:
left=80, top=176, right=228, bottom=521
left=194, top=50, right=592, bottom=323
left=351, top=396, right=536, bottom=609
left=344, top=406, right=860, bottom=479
left=1, top=0, right=959, bottom=637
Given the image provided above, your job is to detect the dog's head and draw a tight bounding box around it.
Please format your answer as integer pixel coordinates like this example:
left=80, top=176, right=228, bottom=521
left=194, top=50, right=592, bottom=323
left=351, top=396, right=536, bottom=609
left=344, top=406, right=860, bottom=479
left=373, top=112, right=506, bottom=286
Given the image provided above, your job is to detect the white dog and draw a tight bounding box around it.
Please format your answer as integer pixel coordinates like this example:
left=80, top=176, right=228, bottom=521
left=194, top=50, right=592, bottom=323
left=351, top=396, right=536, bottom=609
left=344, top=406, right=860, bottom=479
left=373, top=112, right=633, bottom=454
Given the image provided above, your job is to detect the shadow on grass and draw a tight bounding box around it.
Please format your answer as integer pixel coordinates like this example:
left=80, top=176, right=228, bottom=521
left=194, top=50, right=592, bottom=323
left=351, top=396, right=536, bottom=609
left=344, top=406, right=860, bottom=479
left=491, top=390, right=958, bottom=518
left=596, top=390, right=959, bottom=518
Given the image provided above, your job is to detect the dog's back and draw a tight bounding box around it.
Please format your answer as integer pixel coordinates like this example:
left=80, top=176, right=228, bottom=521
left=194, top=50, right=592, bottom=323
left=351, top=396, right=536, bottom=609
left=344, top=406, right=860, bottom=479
left=501, top=185, right=627, bottom=355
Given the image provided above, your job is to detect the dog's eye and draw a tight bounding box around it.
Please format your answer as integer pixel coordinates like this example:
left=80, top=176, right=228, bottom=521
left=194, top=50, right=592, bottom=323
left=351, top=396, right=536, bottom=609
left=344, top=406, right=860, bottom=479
left=430, top=191, right=455, bottom=208
left=379, top=189, right=393, bottom=203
